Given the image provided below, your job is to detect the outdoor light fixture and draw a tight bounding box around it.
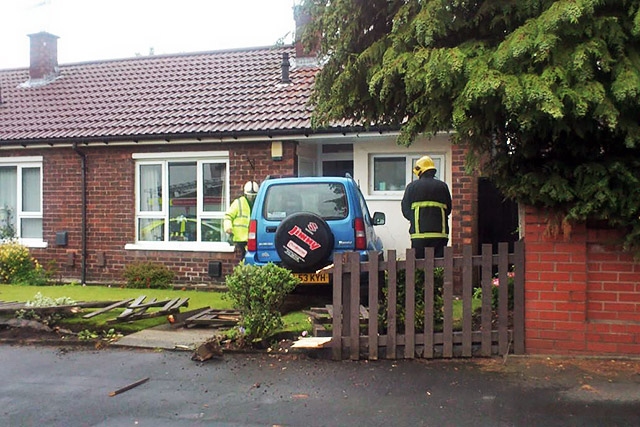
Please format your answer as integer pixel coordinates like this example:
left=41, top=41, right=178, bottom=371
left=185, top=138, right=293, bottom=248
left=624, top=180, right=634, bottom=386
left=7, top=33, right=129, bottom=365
left=271, top=141, right=283, bottom=160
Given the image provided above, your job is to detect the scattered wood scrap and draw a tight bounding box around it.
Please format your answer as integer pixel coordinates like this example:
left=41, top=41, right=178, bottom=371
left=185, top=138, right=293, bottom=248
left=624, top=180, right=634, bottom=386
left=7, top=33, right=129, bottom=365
left=184, top=308, right=240, bottom=328
left=82, top=298, right=135, bottom=319
left=191, top=339, right=224, bottom=361
left=105, top=296, right=189, bottom=323
left=304, top=304, right=369, bottom=337
left=109, top=377, right=150, bottom=397
left=0, top=300, right=120, bottom=315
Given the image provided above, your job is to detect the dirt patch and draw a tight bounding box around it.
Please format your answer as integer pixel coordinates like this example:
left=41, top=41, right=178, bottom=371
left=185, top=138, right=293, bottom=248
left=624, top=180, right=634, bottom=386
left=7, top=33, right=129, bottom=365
left=471, top=355, right=640, bottom=387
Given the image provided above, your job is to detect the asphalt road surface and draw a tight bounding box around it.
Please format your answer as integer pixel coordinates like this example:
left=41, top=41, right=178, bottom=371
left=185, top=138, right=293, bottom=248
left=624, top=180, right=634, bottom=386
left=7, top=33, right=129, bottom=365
left=1, top=345, right=638, bottom=427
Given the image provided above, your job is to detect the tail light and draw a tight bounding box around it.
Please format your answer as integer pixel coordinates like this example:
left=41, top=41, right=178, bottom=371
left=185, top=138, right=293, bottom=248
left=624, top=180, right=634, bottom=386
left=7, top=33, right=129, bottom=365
left=354, top=217, right=366, bottom=250
left=247, top=220, right=257, bottom=252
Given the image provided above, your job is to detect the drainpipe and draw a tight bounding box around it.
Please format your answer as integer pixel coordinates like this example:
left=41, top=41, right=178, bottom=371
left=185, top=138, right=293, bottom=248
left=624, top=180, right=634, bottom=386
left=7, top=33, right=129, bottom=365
left=72, top=143, right=87, bottom=285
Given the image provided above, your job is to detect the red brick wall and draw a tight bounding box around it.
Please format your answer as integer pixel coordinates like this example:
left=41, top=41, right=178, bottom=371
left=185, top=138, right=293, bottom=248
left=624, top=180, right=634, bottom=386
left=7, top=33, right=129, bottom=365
left=450, top=144, right=478, bottom=254
left=20, top=141, right=297, bottom=285
left=524, top=206, right=640, bottom=356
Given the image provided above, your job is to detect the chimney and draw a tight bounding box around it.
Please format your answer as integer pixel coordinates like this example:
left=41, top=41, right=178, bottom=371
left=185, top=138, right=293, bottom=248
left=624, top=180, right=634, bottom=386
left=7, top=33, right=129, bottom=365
left=293, top=5, right=319, bottom=64
left=281, top=52, right=291, bottom=83
left=28, top=32, right=59, bottom=81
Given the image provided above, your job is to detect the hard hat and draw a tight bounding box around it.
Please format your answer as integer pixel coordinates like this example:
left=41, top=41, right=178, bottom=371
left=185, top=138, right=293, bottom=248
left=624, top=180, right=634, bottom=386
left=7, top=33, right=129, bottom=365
left=243, top=181, right=259, bottom=195
left=413, top=156, right=436, bottom=177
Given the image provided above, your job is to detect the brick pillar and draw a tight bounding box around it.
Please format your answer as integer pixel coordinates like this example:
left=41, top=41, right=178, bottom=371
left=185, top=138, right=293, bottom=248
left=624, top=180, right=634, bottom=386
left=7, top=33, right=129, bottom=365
left=523, top=206, right=589, bottom=354
left=450, top=144, right=477, bottom=255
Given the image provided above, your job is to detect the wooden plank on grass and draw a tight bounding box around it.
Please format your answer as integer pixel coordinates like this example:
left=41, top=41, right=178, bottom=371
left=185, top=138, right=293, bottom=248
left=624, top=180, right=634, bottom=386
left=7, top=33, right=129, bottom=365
left=117, top=296, right=147, bottom=319
left=82, top=298, right=135, bottom=319
left=165, top=297, right=189, bottom=312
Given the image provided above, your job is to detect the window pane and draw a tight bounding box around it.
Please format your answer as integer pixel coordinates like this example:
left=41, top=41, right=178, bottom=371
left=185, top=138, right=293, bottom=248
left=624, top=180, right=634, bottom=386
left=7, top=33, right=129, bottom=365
left=138, top=218, right=165, bottom=241
left=140, top=164, right=162, bottom=212
left=0, top=166, right=17, bottom=238
left=201, top=218, right=224, bottom=242
left=374, top=157, right=405, bottom=190
left=21, top=218, right=42, bottom=239
left=264, top=183, right=347, bottom=220
left=203, top=163, right=226, bottom=212
left=169, top=162, right=197, bottom=241
left=22, top=167, right=41, bottom=212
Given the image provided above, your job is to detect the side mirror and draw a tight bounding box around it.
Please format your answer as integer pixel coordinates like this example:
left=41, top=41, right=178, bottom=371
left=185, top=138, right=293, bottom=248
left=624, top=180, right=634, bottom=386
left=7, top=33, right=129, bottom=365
left=372, top=212, right=386, bottom=226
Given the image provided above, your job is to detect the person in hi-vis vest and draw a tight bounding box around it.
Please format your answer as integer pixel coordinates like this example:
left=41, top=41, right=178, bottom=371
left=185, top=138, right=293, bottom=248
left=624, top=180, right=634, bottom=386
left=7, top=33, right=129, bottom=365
left=224, top=181, right=259, bottom=257
left=401, top=156, right=452, bottom=258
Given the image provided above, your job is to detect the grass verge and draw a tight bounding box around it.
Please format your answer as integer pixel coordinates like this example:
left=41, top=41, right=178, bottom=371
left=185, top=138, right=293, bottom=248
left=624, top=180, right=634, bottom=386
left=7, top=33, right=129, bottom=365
left=0, top=284, right=313, bottom=337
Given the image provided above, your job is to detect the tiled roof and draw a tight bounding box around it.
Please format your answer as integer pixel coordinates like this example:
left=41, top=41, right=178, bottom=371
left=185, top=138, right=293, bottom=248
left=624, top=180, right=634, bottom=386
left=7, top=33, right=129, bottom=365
left=0, top=46, right=321, bottom=144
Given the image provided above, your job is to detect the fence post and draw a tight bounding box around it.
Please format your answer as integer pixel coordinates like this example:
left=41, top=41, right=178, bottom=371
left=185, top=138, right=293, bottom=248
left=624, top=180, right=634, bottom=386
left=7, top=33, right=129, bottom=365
left=332, top=252, right=344, bottom=361
left=368, top=250, right=380, bottom=360
left=386, top=250, right=397, bottom=359
left=422, top=247, right=435, bottom=358
left=462, top=245, right=473, bottom=357
left=498, top=242, right=510, bottom=355
left=405, top=249, right=416, bottom=359
left=349, top=252, right=360, bottom=360
left=443, top=246, right=454, bottom=358
left=480, top=243, right=493, bottom=356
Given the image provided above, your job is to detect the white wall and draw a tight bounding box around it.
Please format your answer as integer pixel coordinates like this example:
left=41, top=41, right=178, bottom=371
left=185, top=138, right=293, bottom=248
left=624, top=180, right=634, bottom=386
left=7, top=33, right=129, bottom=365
left=351, top=134, right=453, bottom=258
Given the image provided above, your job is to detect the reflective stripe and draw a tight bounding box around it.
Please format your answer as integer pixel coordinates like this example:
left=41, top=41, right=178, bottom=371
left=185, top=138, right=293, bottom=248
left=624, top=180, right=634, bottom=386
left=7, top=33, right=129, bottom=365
left=224, top=196, right=251, bottom=242
left=411, top=232, right=449, bottom=239
left=410, top=200, right=448, bottom=240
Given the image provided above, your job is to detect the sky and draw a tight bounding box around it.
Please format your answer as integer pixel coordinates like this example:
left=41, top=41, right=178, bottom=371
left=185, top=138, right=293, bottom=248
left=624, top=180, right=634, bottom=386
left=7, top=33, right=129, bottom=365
left=0, top=0, right=298, bottom=69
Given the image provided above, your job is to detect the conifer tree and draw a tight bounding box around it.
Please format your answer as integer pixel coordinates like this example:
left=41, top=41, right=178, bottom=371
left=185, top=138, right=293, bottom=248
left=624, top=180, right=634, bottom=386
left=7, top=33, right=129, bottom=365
left=302, top=0, right=640, bottom=252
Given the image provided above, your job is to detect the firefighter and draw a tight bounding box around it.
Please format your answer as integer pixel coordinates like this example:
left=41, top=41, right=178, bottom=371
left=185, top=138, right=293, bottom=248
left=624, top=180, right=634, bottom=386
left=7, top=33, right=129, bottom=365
left=401, top=155, right=452, bottom=258
left=224, top=180, right=259, bottom=257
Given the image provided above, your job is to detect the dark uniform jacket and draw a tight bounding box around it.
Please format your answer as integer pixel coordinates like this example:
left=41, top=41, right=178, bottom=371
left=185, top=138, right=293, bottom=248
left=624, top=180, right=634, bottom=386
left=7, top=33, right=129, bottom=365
left=401, top=173, right=452, bottom=240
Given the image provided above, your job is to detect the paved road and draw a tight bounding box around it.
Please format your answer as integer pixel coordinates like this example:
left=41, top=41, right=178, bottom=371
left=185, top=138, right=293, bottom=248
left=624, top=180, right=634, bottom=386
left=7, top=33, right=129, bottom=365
left=1, top=345, right=638, bottom=427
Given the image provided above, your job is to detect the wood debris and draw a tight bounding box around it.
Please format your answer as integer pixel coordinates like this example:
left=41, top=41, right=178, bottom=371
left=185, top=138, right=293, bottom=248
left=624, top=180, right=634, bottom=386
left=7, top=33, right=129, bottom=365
left=191, top=339, right=224, bottom=362
left=109, top=377, right=150, bottom=397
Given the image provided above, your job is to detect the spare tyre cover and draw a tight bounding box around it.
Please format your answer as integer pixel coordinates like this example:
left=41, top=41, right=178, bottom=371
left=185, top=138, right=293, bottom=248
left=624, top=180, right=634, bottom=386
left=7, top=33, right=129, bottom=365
left=275, top=212, right=334, bottom=271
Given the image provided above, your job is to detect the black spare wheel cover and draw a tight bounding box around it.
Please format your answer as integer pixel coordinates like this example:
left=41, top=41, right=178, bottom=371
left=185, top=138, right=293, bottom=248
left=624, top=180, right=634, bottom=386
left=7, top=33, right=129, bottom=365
left=275, top=212, right=334, bottom=271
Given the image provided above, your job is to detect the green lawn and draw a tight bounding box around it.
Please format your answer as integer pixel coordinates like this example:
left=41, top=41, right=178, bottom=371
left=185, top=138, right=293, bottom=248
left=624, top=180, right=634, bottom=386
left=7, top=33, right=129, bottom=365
left=0, top=284, right=311, bottom=336
left=0, top=284, right=232, bottom=310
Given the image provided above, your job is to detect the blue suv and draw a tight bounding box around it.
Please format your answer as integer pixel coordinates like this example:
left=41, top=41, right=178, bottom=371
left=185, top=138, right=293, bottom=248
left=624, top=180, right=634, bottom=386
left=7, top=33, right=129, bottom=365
left=244, top=176, right=385, bottom=284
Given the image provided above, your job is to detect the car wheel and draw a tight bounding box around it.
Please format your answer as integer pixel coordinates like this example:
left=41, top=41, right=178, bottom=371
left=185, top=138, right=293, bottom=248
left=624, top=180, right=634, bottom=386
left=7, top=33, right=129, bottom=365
left=275, top=212, right=334, bottom=272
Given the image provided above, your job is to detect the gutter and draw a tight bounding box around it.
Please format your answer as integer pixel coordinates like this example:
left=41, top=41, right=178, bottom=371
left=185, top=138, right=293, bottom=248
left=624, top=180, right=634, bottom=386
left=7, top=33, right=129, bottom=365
left=72, top=142, right=87, bottom=285
left=0, top=126, right=400, bottom=148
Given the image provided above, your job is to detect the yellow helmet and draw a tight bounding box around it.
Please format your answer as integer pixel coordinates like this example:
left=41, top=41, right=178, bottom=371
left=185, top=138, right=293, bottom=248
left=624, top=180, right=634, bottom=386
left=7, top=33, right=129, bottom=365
left=413, top=156, right=436, bottom=177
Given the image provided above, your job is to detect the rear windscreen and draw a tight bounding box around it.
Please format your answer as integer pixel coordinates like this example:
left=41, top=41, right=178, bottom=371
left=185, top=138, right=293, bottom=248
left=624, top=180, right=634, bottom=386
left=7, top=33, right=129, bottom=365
left=263, top=183, right=348, bottom=220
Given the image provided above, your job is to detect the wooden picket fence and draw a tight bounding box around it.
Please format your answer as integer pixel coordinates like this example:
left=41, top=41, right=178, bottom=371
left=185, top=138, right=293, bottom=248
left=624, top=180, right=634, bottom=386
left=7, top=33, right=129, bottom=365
left=330, top=241, right=525, bottom=360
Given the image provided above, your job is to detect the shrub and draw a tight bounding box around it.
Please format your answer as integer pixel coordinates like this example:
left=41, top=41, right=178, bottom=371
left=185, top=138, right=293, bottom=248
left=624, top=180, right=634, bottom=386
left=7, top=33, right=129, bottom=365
left=474, top=270, right=515, bottom=311
left=224, top=262, right=299, bottom=342
left=122, top=262, right=175, bottom=289
left=0, top=241, right=48, bottom=285
left=379, top=267, right=444, bottom=333
left=15, top=292, right=77, bottom=326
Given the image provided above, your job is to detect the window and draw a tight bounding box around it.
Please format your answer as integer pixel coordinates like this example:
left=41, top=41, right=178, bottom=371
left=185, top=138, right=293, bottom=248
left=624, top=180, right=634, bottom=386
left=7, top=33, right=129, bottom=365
left=264, top=183, right=348, bottom=220
left=371, top=154, right=445, bottom=193
left=0, top=157, right=43, bottom=245
left=133, top=151, right=229, bottom=250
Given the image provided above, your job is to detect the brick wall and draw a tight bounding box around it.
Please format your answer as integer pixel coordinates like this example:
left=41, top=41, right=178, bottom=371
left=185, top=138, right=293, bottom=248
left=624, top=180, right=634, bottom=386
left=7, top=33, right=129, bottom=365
left=24, top=141, right=297, bottom=285
left=450, top=144, right=478, bottom=254
left=523, top=206, right=640, bottom=356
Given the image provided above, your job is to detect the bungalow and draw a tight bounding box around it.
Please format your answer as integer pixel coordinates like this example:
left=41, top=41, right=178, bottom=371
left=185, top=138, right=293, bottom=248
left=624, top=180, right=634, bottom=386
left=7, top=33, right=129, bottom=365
left=0, top=28, right=516, bottom=285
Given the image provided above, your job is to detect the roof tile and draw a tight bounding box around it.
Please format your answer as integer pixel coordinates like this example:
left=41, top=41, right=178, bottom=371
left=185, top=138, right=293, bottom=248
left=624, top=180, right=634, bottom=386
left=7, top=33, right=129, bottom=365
left=0, top=46, right=319, bottom=143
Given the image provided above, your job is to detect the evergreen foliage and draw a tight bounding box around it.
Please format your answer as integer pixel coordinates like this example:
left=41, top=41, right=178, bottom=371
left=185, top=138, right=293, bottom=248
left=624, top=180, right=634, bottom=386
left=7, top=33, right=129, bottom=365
left=224, top=262, right=299, bottom=341
left=302, top=0, right=640, bottom=252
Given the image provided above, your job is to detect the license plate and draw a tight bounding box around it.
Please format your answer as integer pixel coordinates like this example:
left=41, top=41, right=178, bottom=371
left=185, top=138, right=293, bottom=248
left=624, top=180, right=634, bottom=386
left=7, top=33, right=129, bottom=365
left=293, top=272, right=330, bottom=284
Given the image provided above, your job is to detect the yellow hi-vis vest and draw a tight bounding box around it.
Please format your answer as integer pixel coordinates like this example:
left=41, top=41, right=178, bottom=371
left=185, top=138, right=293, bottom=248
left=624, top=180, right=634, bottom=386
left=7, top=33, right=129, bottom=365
left=224, top=196, right=251, bottom=243
left=410, top=200, right=449, bottom=239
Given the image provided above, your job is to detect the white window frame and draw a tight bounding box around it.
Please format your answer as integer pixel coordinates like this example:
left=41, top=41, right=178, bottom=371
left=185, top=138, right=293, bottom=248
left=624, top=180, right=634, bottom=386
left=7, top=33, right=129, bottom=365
left=126, top=151, right=233, bottom=252
left=0, top=156, right=46, bottom=248
left=370, top=153, right=446, bottom=195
